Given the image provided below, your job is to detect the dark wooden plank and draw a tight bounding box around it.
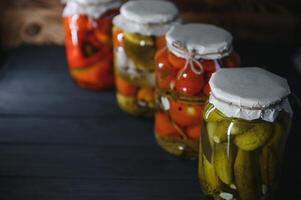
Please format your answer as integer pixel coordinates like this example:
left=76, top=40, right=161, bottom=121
left=0, top=117, right=154, bottom=146
left=0, top=178, right=202, bottom=200
left=0, top=46, right=204, bottom=200
left=0, top=46, right=122, bottom=117
left=0, top=145, right=198, bottom=180
left=0, top=147, right=300, bottom=200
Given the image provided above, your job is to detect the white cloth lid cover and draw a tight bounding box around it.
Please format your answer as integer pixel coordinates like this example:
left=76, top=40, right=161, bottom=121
left=63, top=0, right=121, bottom=18
left=209, top=67, right=292, bottom=122
left=166, top=23, right=233, bottom=60
left=113, top=0, right=180, bottom=36
left=121, top=0, right=178, bottom=24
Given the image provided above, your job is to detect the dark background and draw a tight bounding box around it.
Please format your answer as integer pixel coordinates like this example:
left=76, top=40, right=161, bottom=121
left=0, top=0, right=301, bottom=200
left=1, top=0, right=301, bottom=47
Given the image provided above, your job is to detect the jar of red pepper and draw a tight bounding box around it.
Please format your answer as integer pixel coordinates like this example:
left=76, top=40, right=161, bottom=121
left=63, top=0, right=121, bottom=90
left=154, top=24, right=240, bottom=158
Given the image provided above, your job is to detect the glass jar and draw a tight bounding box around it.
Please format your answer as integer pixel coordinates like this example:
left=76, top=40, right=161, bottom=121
left=199, top=68, right=293, bottom=200
left=154, top=24, right=240, bottom=158
left=63, top=0, right=121, bottom=90
left=113, top=0, right=180, bottom=117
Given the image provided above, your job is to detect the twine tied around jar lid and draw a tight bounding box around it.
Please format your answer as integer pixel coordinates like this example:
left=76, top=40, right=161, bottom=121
left=210, top=91, right=289, bottom=111
left=170, top=40, right=232, bottom=80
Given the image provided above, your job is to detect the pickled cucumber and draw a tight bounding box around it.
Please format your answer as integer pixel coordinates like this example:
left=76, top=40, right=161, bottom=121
left=124, top=32, right=156, bottom=70
left=116, top=93, right=154, bottom=117
left=212, top=122, right=230, bottom=144
left=155, top=134, right=184, bottom=156
left=117, top=92, right=137, bottom=112
left=234, top=123, right=272, bottom=151
left=269, top=123, right=285, bottom=156
left=214, top=143, right=235, bottom=185
left=124, top=32, right=154, bottom=46
left=203, top=155, right=221, bottom=195
left=200, top=104, right=291, bottom=200
left=259, top=145, right=278, bottom=188
left=259, top=123, right=284, bottom=193
left=204, top=104, right=225, bottom=123
left=156, top=134, right=199, bottom=158
left=207, top=122, right=217, bottom=147
left=202, top=123, right=214, bottom=161
left=199, top=139, right=207, bottom=188
left=229, top=120, right=254, bottom=136
left=260, top=142, right=282, bottom=199
left=234, top=149, right=261, bottom=200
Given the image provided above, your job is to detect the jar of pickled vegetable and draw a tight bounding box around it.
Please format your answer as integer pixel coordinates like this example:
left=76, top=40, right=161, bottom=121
left=154, top=24, right=240, bottom=158
left=63, top=0, right=121, bottom=90
left=113, top=0, right=180, bottom=117
left=199, top=67, right=293, bottom=200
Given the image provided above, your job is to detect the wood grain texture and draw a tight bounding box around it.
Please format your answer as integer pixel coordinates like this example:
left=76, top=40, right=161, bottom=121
left=0, top=45, right=204, bottom=200
left=1, top=0, right=64, bottom=48
left=0, top=0, right=300, bottom=47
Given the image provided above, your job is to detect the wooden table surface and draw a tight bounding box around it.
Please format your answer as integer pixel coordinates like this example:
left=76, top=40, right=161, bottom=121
left=0, top=45, right=300, bottom=200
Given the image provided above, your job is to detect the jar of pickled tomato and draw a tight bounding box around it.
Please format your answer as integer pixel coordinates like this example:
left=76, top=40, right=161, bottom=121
left=63, top=0, right=121, bottom=90
left=199, top=67, right=293, bottom=200
left=154, top=24, right=240, bottom=158
left=113, top=0, right=180, bottom=117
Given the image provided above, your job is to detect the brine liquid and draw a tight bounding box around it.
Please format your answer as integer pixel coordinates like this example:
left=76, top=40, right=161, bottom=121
left=113, top=27, right=164, bottom=117
left=63, top=10, right=119, bottom=90
left=199, top=105, right=291, bottom=200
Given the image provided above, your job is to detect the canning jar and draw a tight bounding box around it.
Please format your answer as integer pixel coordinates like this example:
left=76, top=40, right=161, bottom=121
left=154, top=24, right=240, bottom=158
left=63, top=0, right=121, bottom=90
left=113, top=0, right=180, bottom=117
left=199, top=67, right=292, bottom=200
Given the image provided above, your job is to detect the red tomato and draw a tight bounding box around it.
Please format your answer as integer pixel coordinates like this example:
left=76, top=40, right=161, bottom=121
left=169, top=99, right=203, bottom=127
left=175, top=68, right=205, bottom=96
left=158, top=75, right=175, bottom=90
left=186, top=125, right=202, bottom=140
left=116, top=76, right=138, bottom=97
left=168, top=51, right=186, bottom=70
left=155, top=112, right=179, bottom=137
left=203, top=83, right=211, bottom=97
left=155, top=48, right=177, bottom=90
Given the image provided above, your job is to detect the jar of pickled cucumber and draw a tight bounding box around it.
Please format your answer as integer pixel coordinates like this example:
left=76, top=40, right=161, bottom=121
left=63, top=0, right=121, bottom=90
left=199, top=67, right=293, bottom=200
left=154, top=24, right=240, bottom=158
left=112, top=0, right=180, bottom=117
